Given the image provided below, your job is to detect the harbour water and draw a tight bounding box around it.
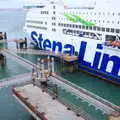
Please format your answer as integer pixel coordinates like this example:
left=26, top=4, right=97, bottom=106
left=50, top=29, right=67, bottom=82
left=0, top=10, right=33, bottom=120
left=0, top=10, right=120, bottom=120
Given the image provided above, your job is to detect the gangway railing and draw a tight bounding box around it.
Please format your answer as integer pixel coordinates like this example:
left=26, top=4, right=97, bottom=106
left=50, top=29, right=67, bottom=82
left=0, top=73, right=32, bottom=88
left=1, top=50, right=36, bottom=70
left=8, top=48, right=77, bottom=59
left=36, top=84, right=97, bottom=120
left=48, top=75, right=120, bottom=114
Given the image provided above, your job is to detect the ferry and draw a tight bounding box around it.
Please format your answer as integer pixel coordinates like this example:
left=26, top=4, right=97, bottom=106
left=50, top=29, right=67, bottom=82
left=24, top=0, right=120, bottom=85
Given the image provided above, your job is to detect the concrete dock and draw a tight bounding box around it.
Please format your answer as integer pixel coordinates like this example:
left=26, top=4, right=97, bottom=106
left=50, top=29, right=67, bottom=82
left=13, top=84, right=85, bottom=120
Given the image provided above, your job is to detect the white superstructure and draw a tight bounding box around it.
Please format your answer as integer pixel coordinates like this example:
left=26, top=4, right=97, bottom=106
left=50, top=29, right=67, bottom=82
left=24, top=0, right=120, bottom=85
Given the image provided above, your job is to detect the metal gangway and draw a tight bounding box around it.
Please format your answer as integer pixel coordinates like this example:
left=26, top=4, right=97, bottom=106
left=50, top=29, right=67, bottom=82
left=8, top=48, right=78, bottom=61
left=1, top=49, right=36, bottom=70
left=0, top=73, right=32, bottom=88
left=48, top=75, right=120, bottom=115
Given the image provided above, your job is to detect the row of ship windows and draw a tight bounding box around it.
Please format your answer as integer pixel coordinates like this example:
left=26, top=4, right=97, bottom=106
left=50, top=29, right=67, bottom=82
left=52, top=28, right=56, bottom=32
left=40, top=11, right=55, bottom=15
left=63, top=28, right=102, bottom=40
left=27, top=20, right=47, bottom=25
left=64, top=12, right=120, bottom=16
left=27, top=25, right=47, bottom=30
left=40, top=11, right=49, bottom=14
left=27, top=25, right=56, bottom=32
left=58, top=17, right=120, bottom=24
left=58, top=23, right=120, bottom=33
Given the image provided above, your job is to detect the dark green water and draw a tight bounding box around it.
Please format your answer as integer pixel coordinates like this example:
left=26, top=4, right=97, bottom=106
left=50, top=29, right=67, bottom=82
left=16, top=53, right=120, bottom=120
left=0, top=57, right=30, bottom=79
left=0, top=57, right=32, bottom=120
left=18, top=53, right=120, bottom=106
left=0, top=87, right=32, bottom=120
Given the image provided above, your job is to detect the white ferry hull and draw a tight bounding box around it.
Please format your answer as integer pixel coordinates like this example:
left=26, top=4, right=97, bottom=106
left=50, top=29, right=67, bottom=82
left=26, top=28, right=120, bottom=85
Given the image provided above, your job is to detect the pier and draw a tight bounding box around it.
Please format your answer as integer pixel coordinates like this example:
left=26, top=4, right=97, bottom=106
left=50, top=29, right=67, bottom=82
left=13, top=84, right=84, bottom=120
left=0, top=48, right=120, bottom=120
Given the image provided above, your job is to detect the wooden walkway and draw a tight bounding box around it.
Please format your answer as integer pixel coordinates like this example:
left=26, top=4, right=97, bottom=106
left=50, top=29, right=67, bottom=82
left=8, top=48, right=78, bottom=62
left=13, top=84, right=85, bottom=120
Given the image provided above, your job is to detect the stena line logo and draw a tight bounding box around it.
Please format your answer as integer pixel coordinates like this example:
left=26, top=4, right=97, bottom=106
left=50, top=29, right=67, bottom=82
left=31, top=31, right=120, bottom=79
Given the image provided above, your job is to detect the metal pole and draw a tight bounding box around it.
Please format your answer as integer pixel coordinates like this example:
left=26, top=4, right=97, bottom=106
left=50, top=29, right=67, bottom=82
left=47, top=56, right=51, bottom=73
left=51, top=57, right=55, bottom=73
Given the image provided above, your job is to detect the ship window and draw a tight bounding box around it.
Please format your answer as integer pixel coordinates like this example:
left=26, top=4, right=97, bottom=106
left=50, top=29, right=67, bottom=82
left=97, top=27, right=100, bottom=31
left=118, top=21, right=120, bottom=24
left=78, top=25, right=81, bottom=29
left=110, top=28, right=114, bottom=33
left=53, top=11, right=55, bottom=14
left=86, top=26, right=88, bottom=30
left=52, top=28, right=56, bottom=32
left=75, top=25, right=78, bottom=28
left=82, top=25, right=85, bottom=29
left=72, top=24, right=75, bottom=28
left=69, top=24, right=71, bottom=27
left=53, top=6, right=55, bottom=9
left=89, top=26, right=92, bottom=30
left=27, top=25, right=47, bottom=30
left=106, top=28, right=110, bottom=32
left=52, top=17, right=56, bottom=20
left=45, top=22, right=47, bottom=25
left=93, top=26, right=96, bottom=31
left=102, top=27, right=105, bottom=32
left=52, top=23, right=56, bottom=26
left=118, top=13, right=120, bottom=16
left=77, top=31, right=80, bottom=34
left=116, top=29, right=120, bottom=33
left=113, top=13, right=115, bottom=16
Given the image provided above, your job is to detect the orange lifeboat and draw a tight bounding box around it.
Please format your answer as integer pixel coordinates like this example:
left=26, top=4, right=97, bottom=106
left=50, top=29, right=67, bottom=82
left=111, top=41, right=120, bottom=47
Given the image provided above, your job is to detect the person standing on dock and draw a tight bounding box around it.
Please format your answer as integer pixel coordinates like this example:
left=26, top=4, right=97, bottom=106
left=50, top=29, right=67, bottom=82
left=24, top=37, right=27, bottom=49
left=4, top=32, right=8, bottom=49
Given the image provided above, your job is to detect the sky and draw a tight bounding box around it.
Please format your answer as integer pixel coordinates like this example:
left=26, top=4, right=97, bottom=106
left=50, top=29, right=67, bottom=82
left=0, top=0, right=23, bottom=8
left=0, top=0, right=111, bottom=9
left=0, top=0, right=95, bottom=8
